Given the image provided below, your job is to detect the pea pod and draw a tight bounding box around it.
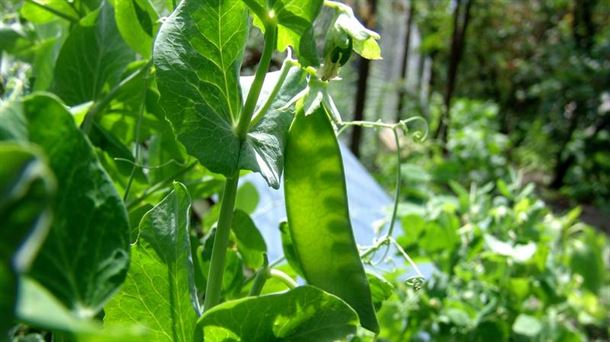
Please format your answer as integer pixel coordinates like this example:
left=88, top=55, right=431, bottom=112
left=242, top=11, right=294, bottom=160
left=284, top=105, right=379, bottom=333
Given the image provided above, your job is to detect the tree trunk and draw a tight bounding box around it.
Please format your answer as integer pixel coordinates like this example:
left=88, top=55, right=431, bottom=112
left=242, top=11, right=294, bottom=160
left=395, top=0, right=415, bottom=122
left=350, top=0, right=377, bottom=158
left=434, top=0, right=474, bottom=146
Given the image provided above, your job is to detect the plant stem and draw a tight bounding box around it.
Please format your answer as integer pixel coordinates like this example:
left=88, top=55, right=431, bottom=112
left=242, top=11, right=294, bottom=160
left=203, top=24, right=278, bottom=312
left=203, top=174, right=239, bottom=310
left=236, top=25, right=277, bottom=140
left=249, top=57, right=296, bottom=128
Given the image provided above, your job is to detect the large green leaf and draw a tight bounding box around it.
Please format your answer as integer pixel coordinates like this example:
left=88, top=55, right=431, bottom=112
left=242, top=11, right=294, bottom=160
left=238, top=67, right=307, bottom=188
left=52, top=1, right=133, bottom=105
left=0, top=143, right=55, bottom=340
left=0, top=94, right=131, bottom=315
left=284, top=105, right=379, bottom=333
left=198, top=286, right=359, bottom=341
left=104, top=182, right=199, bottom=342
left=243, top=0, right=323, bottom=66
left=153, top=0, right=248, bottom=176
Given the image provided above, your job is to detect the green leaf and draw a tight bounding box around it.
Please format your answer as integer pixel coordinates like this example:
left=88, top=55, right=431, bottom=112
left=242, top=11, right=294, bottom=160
left=243, top=0, right=323, bottom=66
left=238, top=67, right=307, bottom=188
left=3, top=94, right=131, bottom=315
left=52, top=1, right=134, bottom=105
left=284, top=105, right=379, bottom=333
left=366, top=271, right=394, bottom=311
left=234, top=181, right=259, bottom=214
left=153, top=0, right=248, bottom=176
left=231, top=209, right=266, bottom=269
left=110, top=0, right=159, bottom=57
left=0, top=143, right=55, bottom=339
left=198, top=286, right=359, bottom=341
left=104, top=182, right=198, bottom=342
left=20, top=0, right=80, bottom=23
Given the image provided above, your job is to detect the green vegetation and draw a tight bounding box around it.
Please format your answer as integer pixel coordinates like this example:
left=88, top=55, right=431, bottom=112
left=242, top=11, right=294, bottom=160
left=1, top=0, right=609, bottom=341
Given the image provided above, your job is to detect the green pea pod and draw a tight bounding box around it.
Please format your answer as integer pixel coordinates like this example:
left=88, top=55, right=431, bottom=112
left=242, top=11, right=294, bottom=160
left=284, top=104, right=379, bottom=333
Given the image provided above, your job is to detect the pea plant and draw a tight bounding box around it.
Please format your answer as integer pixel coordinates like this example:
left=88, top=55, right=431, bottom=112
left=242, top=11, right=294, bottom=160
left=1, top=0, right=423, bottom=340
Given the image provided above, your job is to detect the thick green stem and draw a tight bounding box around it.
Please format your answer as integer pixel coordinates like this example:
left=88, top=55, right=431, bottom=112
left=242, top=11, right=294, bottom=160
left=236, top=25, right=277, bottom=140
left=203, top=23, right=278, bottom=312
left=203, top=174, right=239, bottom=310
left=249, top=57, right=296, bottom=128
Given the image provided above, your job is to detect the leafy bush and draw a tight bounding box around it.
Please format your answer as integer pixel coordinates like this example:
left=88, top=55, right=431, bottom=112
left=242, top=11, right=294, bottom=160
left=375, top=165, right=610, bottom=341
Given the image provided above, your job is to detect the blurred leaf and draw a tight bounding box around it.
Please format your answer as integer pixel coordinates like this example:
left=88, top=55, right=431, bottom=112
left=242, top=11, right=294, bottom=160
left=512, top=314, right=542, bottom=337
left=2, top=94, right=130, bottom=316
left=231, top=209, right=266, bottom=269
left=234, top=181, right=259, bottom=214
left=0, top=143, right=55, bottom=339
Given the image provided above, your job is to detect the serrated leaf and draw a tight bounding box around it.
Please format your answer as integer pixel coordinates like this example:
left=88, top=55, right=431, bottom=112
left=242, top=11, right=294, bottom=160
left=243, top=0, right=323, bottom=66
left=0, top=94, right=131, bottom=315
left=238, top=67, right=307, bottom=188
left=198, top=286, right=358, bottom=342
left=0, top=143, right=55, bottom=339
left=153, top=0, right=248, bottom=176
left=104, top=182, right=198, bottom=342
left=52, top=1, right=134, bottom=105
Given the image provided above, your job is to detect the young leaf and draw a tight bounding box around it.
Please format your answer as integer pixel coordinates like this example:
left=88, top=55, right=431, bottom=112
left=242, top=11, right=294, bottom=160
left=52, top=0, right=134, bottom=105
left=238, top=67, right=307, bottom=188
left=0, top=143, right=55, bottom=339
left=104, top=182, right=199, bottom=342
left=243, top=0, right=323, bottom=66
left=284, top=105, right=379, bottom=333
left=0, top=94, right=131, bottom=316
left=153, top=0, right=248, bottom=176
left=198, top=286, right=359, bottom=341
